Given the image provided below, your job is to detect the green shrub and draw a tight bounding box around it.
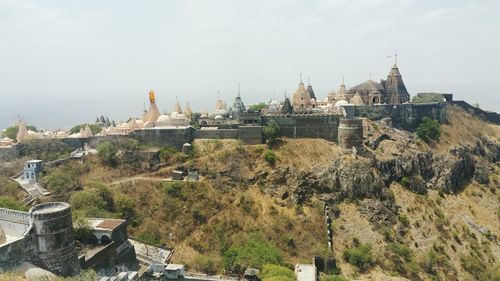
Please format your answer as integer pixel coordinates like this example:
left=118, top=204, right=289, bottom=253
left=114, top=194, right=136, bottom=222
left=264, top=150, right=276, bottom=165
left=398, top=214, right=410, bottom=226
left=223, top=233, right=283, bottom=274
left=343, top=243, right=374, bottom=271
left=159, top=145, right=178, bottom=162
left=69, top=190, right=111, bottom=217
left=260, top=264, right=295, bottom=281
left=0, top=196, right=27, bottom=211
left=416, top=117, right=441, bottom=143
left=97, top=141, right=118, bottom=166
left=263, top=120, right=280, bottom=144
left=400, top=176, right=410, bottom=187
left=386, top=243, right=420, bottom=276
left=162, top=182, right=183, bottom=198
left=192, top=208, right=207, bottom=225
left=193, top=255, right=220, bottom=275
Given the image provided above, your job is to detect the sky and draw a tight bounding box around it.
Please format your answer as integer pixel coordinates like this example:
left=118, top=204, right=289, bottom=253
left=0, top=0, right=499, bottom=130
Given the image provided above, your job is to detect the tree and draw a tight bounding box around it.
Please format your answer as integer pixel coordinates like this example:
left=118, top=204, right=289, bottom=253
left=343, top=243, right=374, bottom=271
left=223, top=233, right=283, bottom=274
left=263, top=120, right=280, bottom=144
left=411, top=93, right=445, bottom=103
left=114, top=194, right=136, bottom=222
left=69, top=124, right=102, bottom=135
left=97, top=141, right=118, bottom=166
left=416, top=117, right=441, bottom=143
left=2, top=125, right=37, bottom=140
left=259, top=264, right=295, bottom=281
left=249, top=102, right=267, bottom=111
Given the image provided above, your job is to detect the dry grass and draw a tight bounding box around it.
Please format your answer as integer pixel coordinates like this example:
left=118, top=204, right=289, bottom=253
left=437, top=105, right=500, bottom=152
left=173, top=186, right=327, bottom=270
left=275, top=138, right=342, bottom=172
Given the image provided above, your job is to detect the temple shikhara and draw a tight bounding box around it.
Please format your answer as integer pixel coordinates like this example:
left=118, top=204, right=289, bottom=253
left=1, top=58, right=424, bottom=146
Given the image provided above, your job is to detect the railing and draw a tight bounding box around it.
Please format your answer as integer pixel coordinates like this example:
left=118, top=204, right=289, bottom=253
left=0, top=208, right=30, bottom=224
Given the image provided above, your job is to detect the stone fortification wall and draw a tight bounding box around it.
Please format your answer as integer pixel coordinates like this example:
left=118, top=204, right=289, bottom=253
left=0, top=232, right=28, bottom=269
left=452, top=101, right=500, bottom=125
left=262, top=114, right=340, bottom=141
left=338, top=118, right=364, bottom=153
left=60, top=138, right=87, bottom=149
left=129, top=127, right=195, bottom=149
left=29, top=202, right=80, bottom=276
left=238, top=126, right=263, bottom=144
left=194, top=129, right=238, bottom=140
left=343, top=103, right=447, bottom=130
left=0, top=208, right=32, bottom=270
left=80, top=240, right=136, bottom=270
left=0, top=146, right=17, bottom=161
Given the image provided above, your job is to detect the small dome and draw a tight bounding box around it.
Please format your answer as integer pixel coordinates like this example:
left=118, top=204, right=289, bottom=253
left=143, top=121, right=154, bottom=128
left=157, top=114, right=171, bottom=122
left=214, top=115, right=224, bottom=120
left=215, top=109, right=229, bottom=116
left=335, top=100, right=349, bottom=107
left=200, top=114, right=208, bottom=118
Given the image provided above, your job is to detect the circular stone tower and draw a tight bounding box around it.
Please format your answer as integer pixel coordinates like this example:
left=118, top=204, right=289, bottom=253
left=29, top=202, right=81, bottom=276
left=338, top=117, right=364, bottom=153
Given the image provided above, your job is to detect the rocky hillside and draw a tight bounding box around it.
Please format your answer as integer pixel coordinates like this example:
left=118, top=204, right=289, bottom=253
left=2, top=105, right=498, bottom=281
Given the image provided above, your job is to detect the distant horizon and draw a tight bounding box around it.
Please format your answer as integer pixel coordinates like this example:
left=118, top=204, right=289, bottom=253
left=1, top=0, right=499, bottom=130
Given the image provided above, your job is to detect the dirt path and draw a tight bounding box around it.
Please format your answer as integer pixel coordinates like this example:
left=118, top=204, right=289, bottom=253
left=109, top=176, right=175, bottom=186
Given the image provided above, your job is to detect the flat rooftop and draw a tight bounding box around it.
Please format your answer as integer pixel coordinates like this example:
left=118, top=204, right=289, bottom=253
left=89, top=218, right=126, bottom=231
left=295, top=264, right=316, bottom=281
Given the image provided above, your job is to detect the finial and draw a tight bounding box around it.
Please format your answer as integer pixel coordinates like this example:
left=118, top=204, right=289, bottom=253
left=218, top=90, right=220, bottom=99
left=369, top=72, right=372, bottom=80
left=238, top=83, right=240, bottom=96
left=394, top=53, right=398, bottom=66
left=300, top=73, right=303, bottom=83
left=342, top=76, right=345, bottom=85
left=307, top=77, right=310, bottom=85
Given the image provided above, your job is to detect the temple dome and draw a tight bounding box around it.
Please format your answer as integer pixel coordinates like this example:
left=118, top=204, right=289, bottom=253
left=157, top=115, right=171, bottom=123
left=335, top=100, right=349, bottom=107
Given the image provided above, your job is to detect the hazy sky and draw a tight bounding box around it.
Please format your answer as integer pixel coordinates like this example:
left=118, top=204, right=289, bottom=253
left=1, top=0, right=499, bottom=130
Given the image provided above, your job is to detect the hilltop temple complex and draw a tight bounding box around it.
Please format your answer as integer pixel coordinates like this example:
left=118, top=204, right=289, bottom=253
left=2, top=59, right=471, bottom=151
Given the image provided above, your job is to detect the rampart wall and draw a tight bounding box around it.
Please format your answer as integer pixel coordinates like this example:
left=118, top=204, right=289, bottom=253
left=343, top=102, right=447, bottom=130
left=262, top=114, right=340, bottom=141
left=0, top=146, right=17, bottom=161
left=129, top=127, right=195, bottom=149
left=194, top=129, right=238, bottom=140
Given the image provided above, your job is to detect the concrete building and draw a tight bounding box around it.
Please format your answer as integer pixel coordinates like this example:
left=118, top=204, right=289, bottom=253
left=23, top=159, right=44, bottom=184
